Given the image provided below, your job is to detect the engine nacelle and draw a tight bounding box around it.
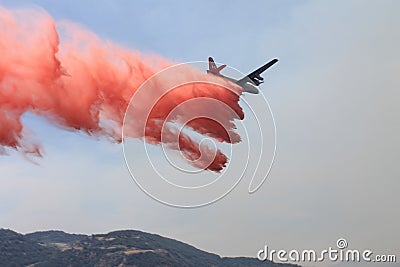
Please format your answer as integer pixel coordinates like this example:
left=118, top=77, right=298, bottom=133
left=255, top=74, right=264, bottom=81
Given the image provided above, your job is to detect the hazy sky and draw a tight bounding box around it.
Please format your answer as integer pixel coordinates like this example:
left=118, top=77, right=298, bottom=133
left=0, top=1, right=399, bottom=266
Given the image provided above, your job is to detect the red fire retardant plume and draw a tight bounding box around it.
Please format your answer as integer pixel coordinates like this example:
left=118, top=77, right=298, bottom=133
left=0, top=6, right=243, bottom=172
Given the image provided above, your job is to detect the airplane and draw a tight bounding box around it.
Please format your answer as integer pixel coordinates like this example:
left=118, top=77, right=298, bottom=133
left=207, top=57, right=278, bottom=94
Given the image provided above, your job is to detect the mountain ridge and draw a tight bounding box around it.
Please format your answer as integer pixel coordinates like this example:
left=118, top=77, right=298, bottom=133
left=0, top=228, right=300, bottom=267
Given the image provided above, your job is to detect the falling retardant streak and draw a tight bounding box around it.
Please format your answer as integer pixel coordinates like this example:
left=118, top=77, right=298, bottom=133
left=0, top=6, right=244, bottom=172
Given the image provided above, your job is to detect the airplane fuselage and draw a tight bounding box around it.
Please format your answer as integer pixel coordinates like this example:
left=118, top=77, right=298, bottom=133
left=207, top=72, right=260, bottom=94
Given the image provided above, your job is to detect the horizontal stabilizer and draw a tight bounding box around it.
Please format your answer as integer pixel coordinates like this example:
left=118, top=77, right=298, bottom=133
left=208, top=57, right=226, bottom=75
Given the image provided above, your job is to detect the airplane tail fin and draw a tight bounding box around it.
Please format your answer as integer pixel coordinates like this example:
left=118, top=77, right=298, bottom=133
left=207, top=57, right=226, bottom=75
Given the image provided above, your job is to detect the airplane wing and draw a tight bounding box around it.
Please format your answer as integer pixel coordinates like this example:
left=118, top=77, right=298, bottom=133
left=243, top=59, right=278, bottom=86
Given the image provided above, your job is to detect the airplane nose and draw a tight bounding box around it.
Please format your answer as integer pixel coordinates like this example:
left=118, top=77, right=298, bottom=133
left=244, top=83, right=259, bottom=94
